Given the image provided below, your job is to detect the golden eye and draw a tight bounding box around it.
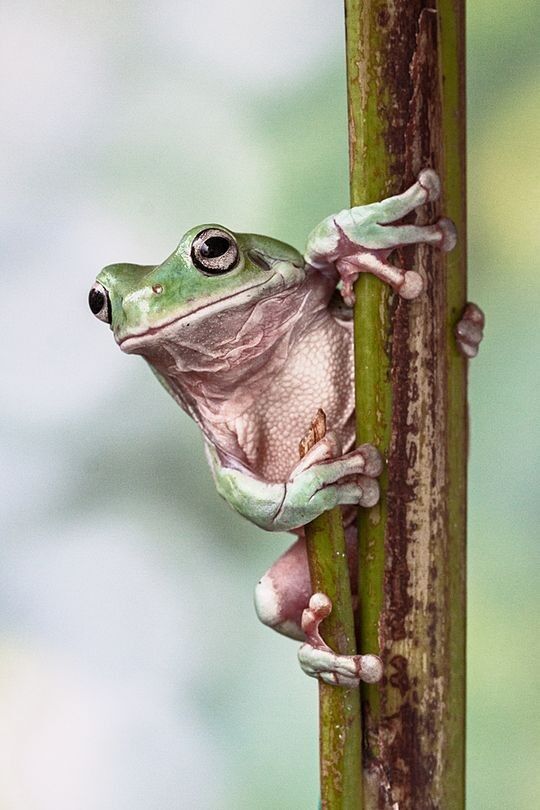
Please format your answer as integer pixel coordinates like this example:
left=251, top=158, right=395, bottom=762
left=191, top=228, right=239, bottom=275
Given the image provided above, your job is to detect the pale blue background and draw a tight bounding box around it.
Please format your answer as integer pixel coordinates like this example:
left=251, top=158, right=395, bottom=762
left=1, top=1, right=538, bottom=807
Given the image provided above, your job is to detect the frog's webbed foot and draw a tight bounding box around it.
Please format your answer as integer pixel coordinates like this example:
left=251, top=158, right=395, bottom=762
left=265, top=436, right=382, bottom=531
left=298, top=594, right=383, bottom=686
left=304, top=169, right=456, bottom=304
left=289, top=430, right=384, bottom=513
left=455, top=302, right=485, bottom=358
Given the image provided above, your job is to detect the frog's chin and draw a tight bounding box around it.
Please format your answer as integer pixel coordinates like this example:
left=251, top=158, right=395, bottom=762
left=117, top=273, right=280, bottom=354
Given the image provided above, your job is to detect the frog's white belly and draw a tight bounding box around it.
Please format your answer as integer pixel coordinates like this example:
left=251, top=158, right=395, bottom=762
left=230, top=314, right=355, bottom=482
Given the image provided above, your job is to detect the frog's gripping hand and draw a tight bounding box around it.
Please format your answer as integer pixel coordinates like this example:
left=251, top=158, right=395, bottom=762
left=206, top=437, right=383, bottom=533
left=298, top=593, right=383, bottom=687
left=304, top=169, right=455, bottom=304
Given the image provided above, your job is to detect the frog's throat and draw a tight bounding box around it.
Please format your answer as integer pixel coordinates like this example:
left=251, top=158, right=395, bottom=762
left=117, top=273, right=277, bottom=352
left=147, top=280, right=338, bottom=430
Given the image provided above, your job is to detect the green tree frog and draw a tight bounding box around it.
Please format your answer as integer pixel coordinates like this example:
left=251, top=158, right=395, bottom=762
left=89, top=171, right=483, bottom=686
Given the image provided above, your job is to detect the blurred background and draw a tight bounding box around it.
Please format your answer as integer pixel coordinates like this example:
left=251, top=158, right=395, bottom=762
left=1, top=1, right=538, bottom=807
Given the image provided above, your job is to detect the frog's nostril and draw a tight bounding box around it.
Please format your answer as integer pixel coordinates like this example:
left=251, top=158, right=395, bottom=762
left=89, top=283, right=112, bottom=324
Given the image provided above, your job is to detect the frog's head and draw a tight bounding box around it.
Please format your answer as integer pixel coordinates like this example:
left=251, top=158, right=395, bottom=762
left=89, top=226, right=306, bottom=355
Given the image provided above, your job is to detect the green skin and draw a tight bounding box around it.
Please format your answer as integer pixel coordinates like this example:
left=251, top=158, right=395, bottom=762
left=97, top=226, right=305, bottom=349
left=90, top=172, right=483, bottom=687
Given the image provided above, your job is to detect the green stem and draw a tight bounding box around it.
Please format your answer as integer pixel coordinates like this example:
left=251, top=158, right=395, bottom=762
left=345, top=1, right=467, bottom=807
left=305, top=510, right=362, bottom=809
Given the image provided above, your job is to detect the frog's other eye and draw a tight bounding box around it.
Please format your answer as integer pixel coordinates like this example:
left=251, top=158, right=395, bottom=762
left=191, top=228, right=239, bottom=275
left=88, top=282, right=112, bottom=324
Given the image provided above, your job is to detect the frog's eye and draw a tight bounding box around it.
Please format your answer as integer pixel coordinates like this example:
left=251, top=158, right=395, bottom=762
left=191, top=228, right=239, bottom=275
left=88, top=282, right=112, bottom=324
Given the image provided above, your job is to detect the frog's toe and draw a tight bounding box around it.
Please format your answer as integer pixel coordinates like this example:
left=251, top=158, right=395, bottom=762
left=355, top=443, right=384, bottom=477
left=418, top=168, right=441, bottom=202
left=400, top=270, right=424, bottom=299
left=356, top=475, right=380, bottom=508
left=455, top=302, right=485, bottom=358
left=437, top=217, right=457, bottom=252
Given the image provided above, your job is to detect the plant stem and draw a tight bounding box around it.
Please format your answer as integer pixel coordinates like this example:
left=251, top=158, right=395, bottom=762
left=345, top=1, right=467, bottom=807
left=302, top=412, right=362, bottom=809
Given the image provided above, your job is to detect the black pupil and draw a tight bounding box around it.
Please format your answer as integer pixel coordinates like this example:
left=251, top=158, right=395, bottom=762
left=200, top=236, right=230, bottom=259
left=89, top=288, right=105, bottom=314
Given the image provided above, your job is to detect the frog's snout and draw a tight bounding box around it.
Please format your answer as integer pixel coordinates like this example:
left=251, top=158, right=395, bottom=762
left=88, top=282, right=112, bottom=325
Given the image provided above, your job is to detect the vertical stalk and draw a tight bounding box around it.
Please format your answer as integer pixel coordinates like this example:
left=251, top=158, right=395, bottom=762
left=344, top=1, right=467, bottom=807
left=305, top=510, right=362, bottom=810
left=302, top=412, right=362, bottom=809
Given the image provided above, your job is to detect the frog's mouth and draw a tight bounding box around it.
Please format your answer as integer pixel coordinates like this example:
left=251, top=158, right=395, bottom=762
left=118, top=273, right=278, bottom=353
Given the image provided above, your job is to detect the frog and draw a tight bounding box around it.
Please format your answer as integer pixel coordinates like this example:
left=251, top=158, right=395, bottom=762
left=89, top=170, right=484, bottom=687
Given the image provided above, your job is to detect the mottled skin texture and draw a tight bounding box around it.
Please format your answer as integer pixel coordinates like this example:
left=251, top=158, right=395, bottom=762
left=90, top=171, right=483, bottom=686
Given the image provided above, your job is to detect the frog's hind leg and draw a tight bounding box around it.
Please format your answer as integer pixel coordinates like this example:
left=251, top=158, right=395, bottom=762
left=254, top=530, right=358, bottom=641
left=254, top=535, right=326, bottom=641
left=255, top=530, right=382, bottom=686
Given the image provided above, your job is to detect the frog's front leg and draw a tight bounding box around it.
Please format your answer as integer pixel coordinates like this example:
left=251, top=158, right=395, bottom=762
left=304, top=169, right=455, bottom=303
left=206, top=438, right=382, bottom=533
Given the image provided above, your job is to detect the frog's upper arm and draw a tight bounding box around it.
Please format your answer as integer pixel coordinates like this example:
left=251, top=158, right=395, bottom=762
left=204, top=443, right=286, bottom=531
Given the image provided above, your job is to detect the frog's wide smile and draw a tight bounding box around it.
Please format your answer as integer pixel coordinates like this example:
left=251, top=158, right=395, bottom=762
left=117, top=273, right=278, bottom=351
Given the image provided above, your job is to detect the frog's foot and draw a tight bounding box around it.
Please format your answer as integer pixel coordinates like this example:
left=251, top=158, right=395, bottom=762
left=455, top=302, right=485, bottom=358
left=291, top=435, right=383, bottom=509
left=266, top=437, right=383, bottom=531
left=298, top=594, right=383, bottom=686
left=304, top=170, right=456, bottom=304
